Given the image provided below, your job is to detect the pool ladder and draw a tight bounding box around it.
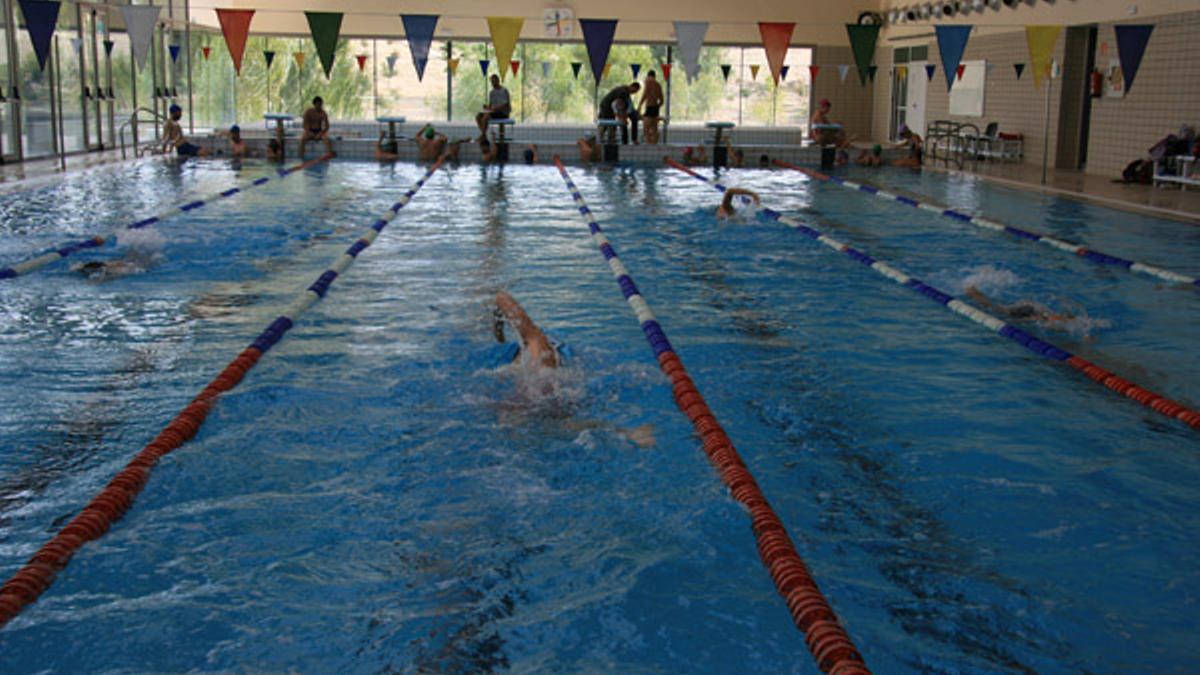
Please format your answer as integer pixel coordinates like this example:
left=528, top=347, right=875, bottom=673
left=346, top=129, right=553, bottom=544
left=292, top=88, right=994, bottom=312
left=119, top=107, right=166, bottom=160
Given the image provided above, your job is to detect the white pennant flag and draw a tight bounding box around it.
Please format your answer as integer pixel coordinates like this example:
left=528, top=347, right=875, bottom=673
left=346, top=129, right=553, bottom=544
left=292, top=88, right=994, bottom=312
left=673, top=21, right=709, bottom=83
left=838, top=64, right=850, bottom=83
left=385, top=53, right=398, bottom=75
left=120, top=5, right=161, bottom=71
left=542, top=61, right=551, bottom=77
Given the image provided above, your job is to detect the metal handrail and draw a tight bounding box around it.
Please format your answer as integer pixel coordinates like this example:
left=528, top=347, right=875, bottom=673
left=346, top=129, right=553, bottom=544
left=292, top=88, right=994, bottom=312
left=925, top=120, right=980, bottom=170
left=119, top=107, right=165, bottom=159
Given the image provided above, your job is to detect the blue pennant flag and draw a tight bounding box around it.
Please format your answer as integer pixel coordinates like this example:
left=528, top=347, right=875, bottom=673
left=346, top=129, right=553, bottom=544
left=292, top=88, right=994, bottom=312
left=168, top=44, right=180, bottom=63
left=262, top=49, right=275, bottom=67
left=1114, top=24, right=1153, bottom=94
left=780, top=65, right=790, bottom=81
left=1013, top=62, right=1025, bottom=79
left=925, top=63, right=936, bottom=81
left=570, top=62, right=582, bottom=79
left=631, top=63, right=641, bottom=79
left=479, top=59, right=489, bottom=77
left=579, top=18, right=618, bottom=85
left=935, top=25, right=972, bottom=91
left=18, top=0, right=61, bottom=71
left=401, top=14, right=438, bottom=82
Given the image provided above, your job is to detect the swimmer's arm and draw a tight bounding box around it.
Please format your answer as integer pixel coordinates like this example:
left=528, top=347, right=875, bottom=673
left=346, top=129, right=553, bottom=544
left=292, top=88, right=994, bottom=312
left=722, top=188, right=760, bottom=211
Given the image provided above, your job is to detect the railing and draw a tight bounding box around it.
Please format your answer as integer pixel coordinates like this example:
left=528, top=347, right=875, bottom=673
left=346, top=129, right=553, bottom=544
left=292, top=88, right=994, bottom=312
left=924, top=120, right=980, bottom=170
left=119, top=107, right=165, bottom=160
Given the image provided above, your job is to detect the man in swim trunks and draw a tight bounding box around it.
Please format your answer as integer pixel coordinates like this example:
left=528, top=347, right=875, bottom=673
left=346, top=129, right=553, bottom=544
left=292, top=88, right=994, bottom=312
left=893, top=124, right=923, bottom=169
left=162, top=104, right=207, bottom=158
left=639, top=71, right=664, bottom=144
left=227, top=124, right=247, bottom=158
left=415, top=124, right=448, bottom=161
left=493, top=290, right=560, bottom=369
left=965, top=286, right=1073, bottom=327
left=476, top=75, right=512, bottom=139
left=299, top=96, right=333, bottom=158
left=810, top=98, right=848, bottom=148
left=716, top=188, right=760, bottom=219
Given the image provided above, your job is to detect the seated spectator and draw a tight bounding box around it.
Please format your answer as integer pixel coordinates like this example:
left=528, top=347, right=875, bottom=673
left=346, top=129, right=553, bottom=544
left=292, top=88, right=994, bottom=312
left=162, top=104, right=207, bottom=158
left=475, top=75, right=512, bottom=138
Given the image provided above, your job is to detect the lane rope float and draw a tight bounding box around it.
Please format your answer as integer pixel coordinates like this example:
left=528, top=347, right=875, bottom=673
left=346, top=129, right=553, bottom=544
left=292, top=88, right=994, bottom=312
left=0, top=154, right=333, bottom=281
left=0, top=158, right=444, bottom=628
left=667, top=158, right=1200, bottom=433
left=555, top=156, right=871, bottom=674
left=774, top=160, right=1199, bottom=289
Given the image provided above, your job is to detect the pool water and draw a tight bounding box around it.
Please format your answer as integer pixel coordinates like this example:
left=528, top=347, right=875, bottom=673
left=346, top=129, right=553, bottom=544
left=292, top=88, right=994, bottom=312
left=0, top=159, right=1197, bottom=672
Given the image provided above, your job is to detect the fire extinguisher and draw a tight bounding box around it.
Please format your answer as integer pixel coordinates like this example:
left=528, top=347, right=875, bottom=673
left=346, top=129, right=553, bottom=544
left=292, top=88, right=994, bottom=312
left=1090, top=69, right=1103, bottom=97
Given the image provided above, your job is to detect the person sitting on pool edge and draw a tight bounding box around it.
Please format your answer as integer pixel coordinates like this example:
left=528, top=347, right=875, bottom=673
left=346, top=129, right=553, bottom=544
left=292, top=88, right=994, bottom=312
left=299, top=96, right=333, bottom=158
left=476, top=74, right=512, bottom=139
left=716, top=188, right=760, bottom=219
left=857, top=144, right=884, bottom=167
left=893, top=124, right=923, bottom=169
left=810, top=98, right=848, bottom=148
left=161, top=104, right=207, bottom=158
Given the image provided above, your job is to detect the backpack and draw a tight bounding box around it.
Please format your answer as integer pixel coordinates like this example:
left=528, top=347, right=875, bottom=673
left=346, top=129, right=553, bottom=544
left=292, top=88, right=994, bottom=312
left=1121, top=159, right=1153, bottom=184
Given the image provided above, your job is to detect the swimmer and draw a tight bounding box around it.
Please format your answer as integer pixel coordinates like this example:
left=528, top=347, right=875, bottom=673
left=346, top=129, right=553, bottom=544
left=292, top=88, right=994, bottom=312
left=965, top=285, right=1074, bottom=327
left=682, top=145, right=708, bottom=167
left=523, top=144, right=539, bottom=165
left=716, top=188, right=760, bottom=219
left=162, top=104, right=207, bottom=158
left=226, top=125, right=248, bottom=158
left=478, top=134, right=501, bottom=163
left=415, top=125, right=449, bottom=162
left=266, top=138, right=283, bottom=162
left=857, top=144, right=884, bottom=167
left=376, top=131, right=400, bottom=162
left=72, top=260, right=141, bottom=282
left=577, top=134, right=601, bottom=163
left=299, top=96, right=333, bottom=157
left=493, top=291, right=559, bottom=369
left=893, top=124, right=923, bottom=169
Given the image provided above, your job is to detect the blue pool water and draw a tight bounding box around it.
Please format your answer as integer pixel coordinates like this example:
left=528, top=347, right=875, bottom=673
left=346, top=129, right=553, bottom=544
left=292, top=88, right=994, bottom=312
left=0, top=159, right=1197, bottom=672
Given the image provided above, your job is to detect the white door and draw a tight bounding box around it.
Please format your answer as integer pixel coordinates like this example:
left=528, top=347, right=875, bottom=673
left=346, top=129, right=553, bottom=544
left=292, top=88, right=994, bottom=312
left=906, top=61, right=927, bottom=137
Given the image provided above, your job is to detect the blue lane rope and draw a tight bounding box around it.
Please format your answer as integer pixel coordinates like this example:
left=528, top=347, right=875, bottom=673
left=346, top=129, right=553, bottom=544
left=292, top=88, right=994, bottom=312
left=0, top=154, right=333, bottom=281
left=667, top=159, right=1200, bottom=433
left=775, top=161, right=1199, bottom=289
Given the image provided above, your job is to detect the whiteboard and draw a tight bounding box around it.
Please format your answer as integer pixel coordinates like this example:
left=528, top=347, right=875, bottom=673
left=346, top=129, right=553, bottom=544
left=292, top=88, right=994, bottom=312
left=949, top=60, right=986, bottom=117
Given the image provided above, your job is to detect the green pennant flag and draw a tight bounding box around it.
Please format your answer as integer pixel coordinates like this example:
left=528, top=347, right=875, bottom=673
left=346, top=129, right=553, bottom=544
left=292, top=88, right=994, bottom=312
left=845, top=24, right=880, bottom=86
left=305, top=11, right=343, bottom=78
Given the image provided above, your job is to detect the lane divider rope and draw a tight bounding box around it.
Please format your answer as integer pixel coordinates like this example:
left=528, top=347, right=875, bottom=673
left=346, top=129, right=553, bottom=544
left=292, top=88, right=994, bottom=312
left=556, top=156, right=871, bottom=674
left=773, top=160, right=1199, bottom=289
left=0, top=154, right=334, bottom=281
left=667, top=158, right=1200, bottom=433
left=0, top=158, right=444, bottom=628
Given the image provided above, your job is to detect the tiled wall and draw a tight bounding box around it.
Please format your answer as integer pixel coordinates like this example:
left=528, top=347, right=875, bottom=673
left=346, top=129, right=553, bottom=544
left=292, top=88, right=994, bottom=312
left=1086, top=10, right=1200, bottom=178
left=812, top=46, right=875, bottom=143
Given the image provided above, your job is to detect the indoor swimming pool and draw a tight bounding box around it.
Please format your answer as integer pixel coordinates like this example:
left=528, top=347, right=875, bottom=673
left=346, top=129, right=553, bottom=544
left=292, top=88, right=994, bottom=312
left=0, top=158, right=1197, bottom=672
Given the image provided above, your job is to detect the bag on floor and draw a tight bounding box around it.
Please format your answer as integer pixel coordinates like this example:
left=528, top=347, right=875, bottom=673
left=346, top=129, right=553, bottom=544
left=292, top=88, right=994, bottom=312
left=1120, top=159, right=1153, bottom=184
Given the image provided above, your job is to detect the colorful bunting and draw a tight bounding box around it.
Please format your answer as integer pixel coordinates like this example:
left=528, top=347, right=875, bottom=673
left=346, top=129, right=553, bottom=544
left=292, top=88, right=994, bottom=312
left=486, top=16, right=524, bottom=81
left=720, top=64, right=732, bottom=81
left=925, top=63, right=936, bottom=80
left=510, top=60, right=520, bottom=76
left=293, top=51, right=306, bottom=68
left=631, top=63, right=641, bottom=79
left=201, top=45, right=210, bottom=60
left=838, top=64, right=850, bottom=83
left=356, top=54, right=368, bottom=72
left=956, top=63, right=966, bottom=81
left=579, top=18, right=618, bottom=85
left=758, top=22, right=794, bottom=85
left=18, top=0, right=61, bottom=71
left=1025, top=25, right=1063, bottom=88
left=674, top=21, right=709, bottom=83
left=867, top=64, right=877, bottom=82
left=215, top=9, right=254, bottom=75
left=602, top=63, right=611, bottom=80
left=808, top=65, right=819, bottom=82
left=305, top=11, right=343, bottom=78
left=1114, top=24, right=1153, bottom=94
left=121, top=5, right=161, bottom=71
left=935, top=25, right=972, bottom=91
left=846, top=24, right=880, bottom=85
left=542, top=61, right=551, bottom=77
left=478, top=59, right=489, bottom=76
left=385, top=53, right=398, bottom=76
left=749, top=64, right=760, bottom=81
left=896, top=65, right=907, bottom=78
left=263, top=50, right=275, bottom=67
left=447, top=58, right=459, bottom=75
left=570, top=61, right=582, bottom=79
left=1013, top=62, right=1025, bottom=79
left=779, top=65, right=790, bottom=81
left=400, top=14, right=438, bottom=81
left=661, top=63, right=671, bottom=80
left=168, top=44, right=180, bottom=63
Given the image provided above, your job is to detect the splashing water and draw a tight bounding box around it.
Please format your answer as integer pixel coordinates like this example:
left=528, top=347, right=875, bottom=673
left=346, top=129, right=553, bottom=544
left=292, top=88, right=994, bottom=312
left=116, top=227, right=167, bottom=267
left=958, top=265, right=1021, bottom=295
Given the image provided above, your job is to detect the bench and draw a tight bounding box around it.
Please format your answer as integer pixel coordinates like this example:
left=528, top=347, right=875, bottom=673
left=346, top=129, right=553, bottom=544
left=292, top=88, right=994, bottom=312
left=1154, top=155, right=1200, bottom=190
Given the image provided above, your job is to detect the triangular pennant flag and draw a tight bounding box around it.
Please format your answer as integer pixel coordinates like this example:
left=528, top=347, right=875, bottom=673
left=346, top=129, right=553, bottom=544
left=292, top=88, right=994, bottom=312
left=896, top=65, right=907, bottom=78
left=956, top=63, right=966, bottom=81
left=121, top=5, right=162, bottom=72
left=70, top=37, right=82, bottom=53
left=846, top=24, right=880, bottom=85
left=602, top=63, right=611, bottom=80
left=758, top=22, right=794, bottom=85
left=1025, top=26, right=1063, bottom=88
left=925, top=63, right=936, bottom=80
left=447, top=58, right=459, bottom=75
left=356, top=54, right=368, bottom=72
left=542, top=61, right=551, bottom=77
left=579, top=19, right=618, bottom=85
left=400, top=14, right=438, bottom=82
left=510, top=60, right=520, bottom=76
left=674, top=21, right=709, bottom=83
left=305, top=11, right=343, bottom=78
left=780, top=65, right=790, bottom=81
left=479, top=59, right=489, bottom=76
left=214, top=8, right=253, bottom=75
left=935, top=25, right=972, bottom=91
left=385, top=53, right=398, bottom=75
left=168, top=44, right=180, bottom=62
left=661, top=63, right=671, bottom=80
left=631, top=63, right=641, bottom=79
left=18, top=0, right=61, bottom=71
left=838, top=64, right=850, bottom=83
left=486, top=17, right=524, bottom=81
left=200, top=45, right=210, bottom=60
left=263, top=50, right=275, bottom=68
left=1013, top=62, right=1025, bottom=79
left=1114, top=24, right=1153, bottom=94
left=720, top=64, right=732, bottom=81
left=749, top=64, right=760, bottom=81
left=293, top=51, right=306, bottom=68
left=570, top=62, right=582, bottom=79
left=808, top=65, right=819, bottom=82
left=867, top=64, right=877, bottom=83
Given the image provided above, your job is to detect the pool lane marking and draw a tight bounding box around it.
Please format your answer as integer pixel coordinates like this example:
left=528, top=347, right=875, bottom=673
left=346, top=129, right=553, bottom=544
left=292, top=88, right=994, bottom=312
left=0, top=158, right=445, bottom=629
left=0, top=154, right=334, bottom=281
left=554, top=157, right=872, bottom=674
left=666, top=158, right=1200, bottom=433
left=773, top=160, right=1200, bottom=289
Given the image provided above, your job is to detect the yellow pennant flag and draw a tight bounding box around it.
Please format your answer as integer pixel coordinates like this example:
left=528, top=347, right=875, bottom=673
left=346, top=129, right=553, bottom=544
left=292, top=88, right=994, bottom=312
left=1025, top=25, right=1062, bottom=88
left=750, top=64, right=760, bottom=81
left=896, top=65, right=908, bottom=78
left=293, top=51, right=305, bottom=68
left=486, top=17, right=524, bottom=81
left=448, top=58, right=460, bottom=76
left=602, top=63, right=611, bottom=80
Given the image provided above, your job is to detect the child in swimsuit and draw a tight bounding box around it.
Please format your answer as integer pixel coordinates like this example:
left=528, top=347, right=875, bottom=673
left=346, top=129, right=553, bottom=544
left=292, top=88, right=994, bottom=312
left=162, top=104, right=207, bottom=158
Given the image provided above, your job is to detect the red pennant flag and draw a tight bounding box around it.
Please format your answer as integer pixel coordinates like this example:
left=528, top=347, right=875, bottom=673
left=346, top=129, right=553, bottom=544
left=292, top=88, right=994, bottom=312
left=661, top=63, right=671, bottom=80
left=758, top=22, right=795, bottom=85
left=215, top=9, right=255, bottom=75
left=511, top=60, right=520, bottom=76
left=956, top=63, right=965, bottom=81
left=201, top=46, right=211, bottom=60
left=356, top=54, right=368, bottom=71
left=809, top=64, right=820, bottom=81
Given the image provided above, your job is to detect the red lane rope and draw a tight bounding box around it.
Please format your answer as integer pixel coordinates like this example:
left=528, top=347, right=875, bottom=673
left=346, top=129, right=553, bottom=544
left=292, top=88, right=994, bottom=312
left=555, top=156, right=871, bottom=673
